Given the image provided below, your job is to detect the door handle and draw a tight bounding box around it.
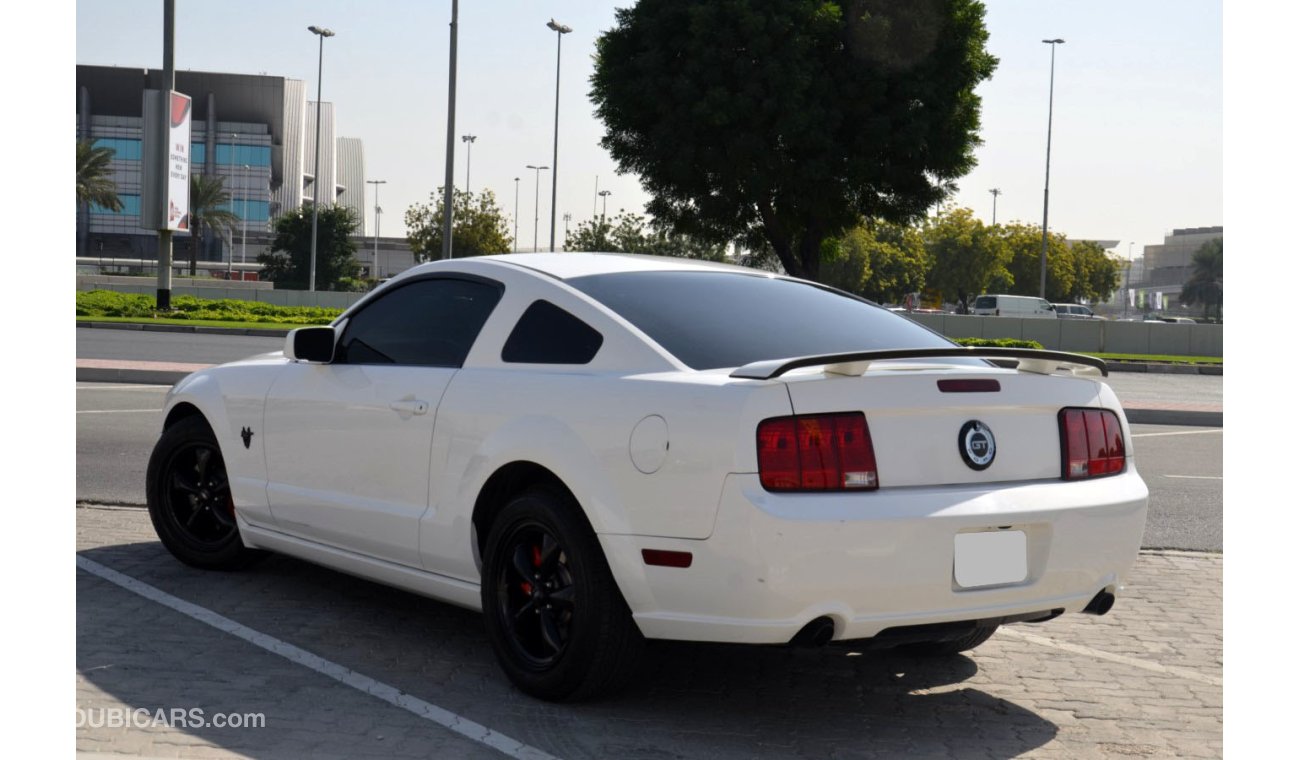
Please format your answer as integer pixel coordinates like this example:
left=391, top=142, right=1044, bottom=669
left=389, top=397, right=429, bottom=417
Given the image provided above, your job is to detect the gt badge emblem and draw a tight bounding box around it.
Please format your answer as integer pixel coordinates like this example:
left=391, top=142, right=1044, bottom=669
left=958, top=420, right=995, bottom=471
left=241, top=426, right=254, bottom=449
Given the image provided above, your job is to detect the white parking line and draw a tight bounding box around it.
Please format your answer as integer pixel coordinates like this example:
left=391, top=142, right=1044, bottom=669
left=1131, top=429, right=1223, bottom=438
left=1164, top=475, right=1223, bottom=480
left=76, top=556, right=559, bottom=760
left=76, top=409, right=160, bottom=414
left=999, top=627, right=1221, bottom=687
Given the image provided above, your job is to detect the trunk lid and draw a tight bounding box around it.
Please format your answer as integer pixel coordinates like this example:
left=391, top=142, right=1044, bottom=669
left=779, top=366, right=1107, bottom=487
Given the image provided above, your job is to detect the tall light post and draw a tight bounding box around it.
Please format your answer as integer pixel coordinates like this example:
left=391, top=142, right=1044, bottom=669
left=593, top=175, right=599, bottom=218
left=367, top=179, right=386, bottom=278
left=598, top=189, right=612, bottom=220
left=546, top=18, right=572, bottom=252
left=513, top=176, right=520, bottom=253
left=1038, top=38, right=1064, bottom=299
left=989, top=188, right=1002, bottom=226
left=526, top=165, right=549, bottom=252
left=307, top=25, right=334, bottom=292
left=1124, top=241, right=1135, bottom=318
left=441, top=1, right=459, bottom=259
left=461, top=134, right=476, bottom=194
left=563, top=212, right=572, bottom=247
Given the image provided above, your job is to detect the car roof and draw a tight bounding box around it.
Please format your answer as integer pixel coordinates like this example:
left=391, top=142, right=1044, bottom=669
left=406, top=252, right=759, bottom=281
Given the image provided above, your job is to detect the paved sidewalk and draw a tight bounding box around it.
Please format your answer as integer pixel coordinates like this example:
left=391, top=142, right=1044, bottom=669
left=76, top=505, right=1222, bottom=759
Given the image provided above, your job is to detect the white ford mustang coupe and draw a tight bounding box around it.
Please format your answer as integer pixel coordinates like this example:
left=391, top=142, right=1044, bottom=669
left=147, top=253, right=1147, bottom=701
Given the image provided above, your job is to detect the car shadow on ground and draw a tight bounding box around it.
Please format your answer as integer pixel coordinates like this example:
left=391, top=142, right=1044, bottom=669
left=77, top=539, right=1058, bottom=758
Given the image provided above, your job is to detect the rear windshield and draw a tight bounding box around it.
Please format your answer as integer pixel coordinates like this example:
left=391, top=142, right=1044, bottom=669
left=567, top=271, right=968, bottom=370
left=974, top=296, right=997, bottom=309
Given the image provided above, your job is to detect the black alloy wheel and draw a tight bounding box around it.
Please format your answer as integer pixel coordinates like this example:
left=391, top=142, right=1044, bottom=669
left=481, top=487, right=644, bottom=701
left=495, top=522, right=576, bottom=668
left=162, top=441, right=237, bottom=548
left=146, top=416, right=260, bottom=570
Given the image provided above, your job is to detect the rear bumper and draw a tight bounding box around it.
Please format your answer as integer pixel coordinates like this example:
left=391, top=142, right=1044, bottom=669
left=601, top=470, right=1148, bottom=644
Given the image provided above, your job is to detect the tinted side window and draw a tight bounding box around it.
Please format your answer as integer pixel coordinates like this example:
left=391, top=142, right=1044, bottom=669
left=502, top=300, right=603, bottom=364
left=336, top=277, right=502, bottom=366
left=974, top=296, right=996, bottom=309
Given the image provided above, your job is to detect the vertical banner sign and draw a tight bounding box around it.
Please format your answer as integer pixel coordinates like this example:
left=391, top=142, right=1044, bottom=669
left=166, top=91, right=192, bottom=230
left=141, top=90, right=192, bottom=231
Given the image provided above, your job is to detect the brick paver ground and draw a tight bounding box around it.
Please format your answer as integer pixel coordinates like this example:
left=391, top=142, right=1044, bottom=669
left=76, top=505, right=1221, bottom=759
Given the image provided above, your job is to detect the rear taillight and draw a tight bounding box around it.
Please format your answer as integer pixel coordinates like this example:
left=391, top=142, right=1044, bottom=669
left=757, top=413, right=878, bottom=491
left=1059, top=408, right=1126, bottom=479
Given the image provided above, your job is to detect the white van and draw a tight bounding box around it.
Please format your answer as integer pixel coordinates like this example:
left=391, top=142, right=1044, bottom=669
left=971, top=294, right=1057, bottom=319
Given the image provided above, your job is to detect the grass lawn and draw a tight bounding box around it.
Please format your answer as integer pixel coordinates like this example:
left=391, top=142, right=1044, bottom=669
left=1092, top=352, right=1222, bottom=364
left=77, top=316, right=297, bottom=332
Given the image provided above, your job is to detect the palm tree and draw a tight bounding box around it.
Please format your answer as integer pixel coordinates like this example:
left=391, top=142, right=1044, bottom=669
left=1179, top=237, right=1223, bottom=321
left=76, top=139, right=123, bottom=212
left=188, top=173, right=241, bottom=276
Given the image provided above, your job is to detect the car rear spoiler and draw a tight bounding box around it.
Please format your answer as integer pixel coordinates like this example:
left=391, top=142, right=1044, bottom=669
left=729, top=347, right=1108, bottom=380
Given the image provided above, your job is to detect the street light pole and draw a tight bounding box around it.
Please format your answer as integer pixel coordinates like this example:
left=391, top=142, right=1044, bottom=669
left=546, top=19, right=572, bottom=252
left=1039, top=38, right=1064, bottom=300
left=1124, top=242, right=1135, bottom=318
left=461, top=134, right=476, bottom=194
left=513, top=176, right=520, bottom=253
left=441, top=1, right=459, bottom=259
left=366, top=179, right=386, bottom=279
left=598, top=189, right=611, bottom=220
left=593, top=175, right=598, bottom=218
left=563, top=212, right=572, bottom=247
left=307, top=25, right=334, bottom=292
left=989, top=188, right=1002, bottom=226
left=526, top=165, right=549, bottom=252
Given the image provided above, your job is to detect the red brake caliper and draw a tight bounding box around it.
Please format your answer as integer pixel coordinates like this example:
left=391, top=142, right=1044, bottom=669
left=520, top=544, right=542, bottom=595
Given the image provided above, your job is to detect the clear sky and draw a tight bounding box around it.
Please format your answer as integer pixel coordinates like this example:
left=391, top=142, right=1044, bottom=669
left=75, top=0, right=1221, bottom=257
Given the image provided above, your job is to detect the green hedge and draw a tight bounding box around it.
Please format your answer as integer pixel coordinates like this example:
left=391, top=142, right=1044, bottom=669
left=76, top=290, right=342, bottom=325
left=953, top=337, right=1044, bottom=350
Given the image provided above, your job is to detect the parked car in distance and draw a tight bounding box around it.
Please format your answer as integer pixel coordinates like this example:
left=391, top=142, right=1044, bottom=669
left=146, top=253, right=1148, bottom=701
left=1054, top=304, right=1103, bottom=320
left=1142, top=315, right=1197, bottom=324
left=971, top=294, right=1057, bottom=319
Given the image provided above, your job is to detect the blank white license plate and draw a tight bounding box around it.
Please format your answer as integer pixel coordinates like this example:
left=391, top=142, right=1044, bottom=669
left=954, top=531, right=1028, bottom=588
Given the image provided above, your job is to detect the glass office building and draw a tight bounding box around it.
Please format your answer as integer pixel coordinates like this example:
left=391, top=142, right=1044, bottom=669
left=76, top=65, right=365, bottom=265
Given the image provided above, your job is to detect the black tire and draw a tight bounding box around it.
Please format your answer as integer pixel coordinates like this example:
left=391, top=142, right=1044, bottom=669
left=897, top=625, right=999, bottom=657
left=481, top=487, right=644, bottom=701
left=146, top=415, right=260, bottom=570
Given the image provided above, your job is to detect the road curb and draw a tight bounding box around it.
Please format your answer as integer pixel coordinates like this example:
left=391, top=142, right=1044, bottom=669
left=78, top=320, right=291, bottom=338
left=1108, top=362, right=1223, bottom=376
left=1124, top=409, right=1222, bottom=427
left=77, top=367, right=191, bottom=386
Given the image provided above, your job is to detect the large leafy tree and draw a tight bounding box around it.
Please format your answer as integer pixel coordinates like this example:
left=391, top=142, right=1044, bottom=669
left=565, top=212, right=728, bottom=261
left=996, top=222, right=1077, bottom=303
left=405, top=188, right=512, bottom=261
left=922, top=207, right=1009, bottom=312
left=860, top=221, right=930, bottom=303
left=591, top=0, right=997, bottom=282
left=77, top=139, right=123, bottom=212
left=1180, top=237, right=1223, bottom=319
left=1068, top=241, right=1122, bottom=304
left=258, top=204, right=361, bottom=290
left=187, top=173, right=240, bottom=276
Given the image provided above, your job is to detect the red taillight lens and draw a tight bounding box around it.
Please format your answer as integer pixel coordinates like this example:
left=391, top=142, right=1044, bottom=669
left=757, top=413, right=878, bottom=491
left=1059, top=408, right=1126, bottom=480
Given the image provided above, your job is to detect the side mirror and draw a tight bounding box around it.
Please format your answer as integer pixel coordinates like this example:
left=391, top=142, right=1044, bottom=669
left=285, top=326, right=336, bottom=363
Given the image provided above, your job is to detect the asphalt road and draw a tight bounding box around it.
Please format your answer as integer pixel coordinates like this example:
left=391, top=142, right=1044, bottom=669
left=76, top=383, right=1223, bottom=551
